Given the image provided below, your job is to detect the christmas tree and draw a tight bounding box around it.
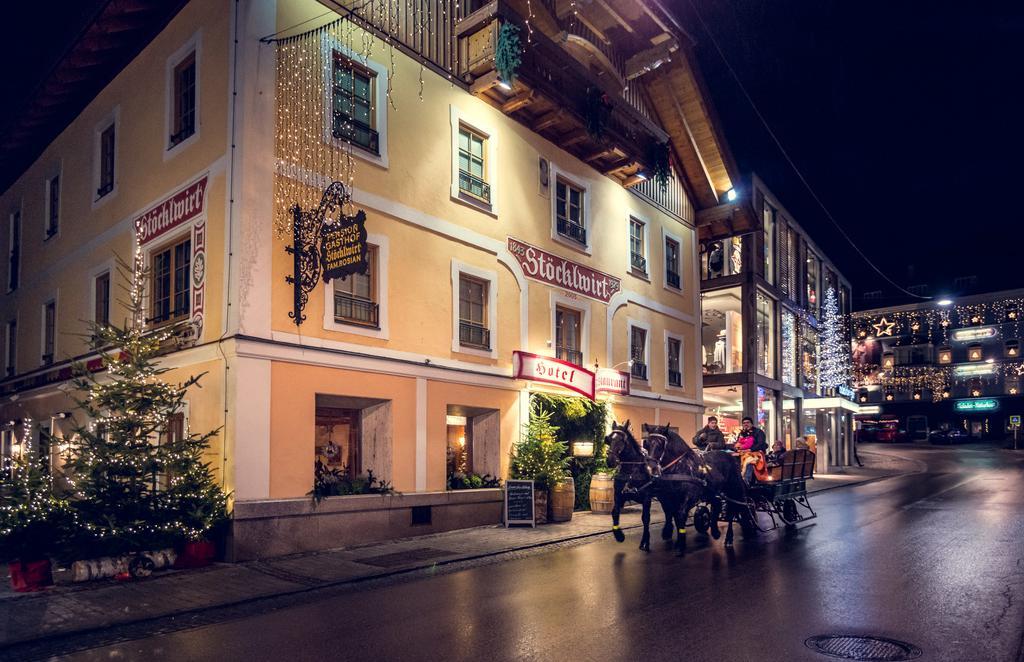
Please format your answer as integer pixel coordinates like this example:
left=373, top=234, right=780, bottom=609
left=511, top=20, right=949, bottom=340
left=509, top=406, right=570, bottom=490
left=63, top=252, right=228, bottom=558
left=818, top=287, right=852, bottom=391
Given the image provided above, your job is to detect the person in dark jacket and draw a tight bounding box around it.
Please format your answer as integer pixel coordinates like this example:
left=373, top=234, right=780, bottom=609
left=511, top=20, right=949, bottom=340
left=736, top=416, right=768, bottom=484
left=693, top=416, right=726, bottom=450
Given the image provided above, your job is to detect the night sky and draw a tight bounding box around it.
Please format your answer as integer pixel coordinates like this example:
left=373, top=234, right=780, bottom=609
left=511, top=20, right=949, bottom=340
left=4, top=2, right=1023, bottom=309
left=674, top=0, right=1024, bottom=308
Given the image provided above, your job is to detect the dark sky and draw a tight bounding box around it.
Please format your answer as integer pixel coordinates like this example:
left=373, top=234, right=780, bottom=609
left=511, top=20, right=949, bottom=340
left=4, top=2, right=1023, bottom=308
left=673, top=0, right=1024, bottom=308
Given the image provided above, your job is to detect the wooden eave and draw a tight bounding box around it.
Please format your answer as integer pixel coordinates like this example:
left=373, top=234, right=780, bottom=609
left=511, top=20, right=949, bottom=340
left=695, top=198, right=760, bottom=242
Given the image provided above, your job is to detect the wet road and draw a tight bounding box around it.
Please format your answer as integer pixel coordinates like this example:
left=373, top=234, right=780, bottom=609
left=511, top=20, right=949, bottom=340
left=65, top=445, right=1024, bottom=662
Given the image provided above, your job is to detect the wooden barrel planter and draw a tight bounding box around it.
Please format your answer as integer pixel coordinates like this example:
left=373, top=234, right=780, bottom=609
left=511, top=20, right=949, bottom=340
left=549, top=477, right=575, bottom=522
left=589, top=473, right=615, bottom=513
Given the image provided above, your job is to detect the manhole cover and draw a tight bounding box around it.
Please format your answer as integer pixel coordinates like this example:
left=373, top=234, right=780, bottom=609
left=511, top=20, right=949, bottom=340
left=805, top=635, right=922, bottom=661
left=354, top=547, right=451, bottom=568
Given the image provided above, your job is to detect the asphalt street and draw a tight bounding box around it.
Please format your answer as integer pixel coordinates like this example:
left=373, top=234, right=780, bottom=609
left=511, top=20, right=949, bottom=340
left=59, top=445, right=1024, bottom=662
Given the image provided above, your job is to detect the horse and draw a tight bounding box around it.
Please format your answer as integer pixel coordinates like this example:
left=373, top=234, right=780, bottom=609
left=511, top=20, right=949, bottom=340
left=643, top=423, right=707, bottom=552
left=646, top=424, right=755, bottom=546
left=605, top=420, right=655, bottom=551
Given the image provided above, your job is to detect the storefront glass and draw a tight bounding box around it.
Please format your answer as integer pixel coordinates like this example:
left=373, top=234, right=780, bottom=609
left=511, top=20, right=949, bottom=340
left=806, top=251, right=820, bottom=315
left=757, top=386, right=776, bottom=446
left=756, top=291, right=775, bottom=378
left=782, top=400, right=797, bottom=449
left=701, top=236, right=744, bottom=280
left=701, top=287, right=743, bottom=375
left=802, top=321, right=818, bottom=393
left=763, top=202, right=775, bottom=284
left=781, top=310, right=797, bottom=385
left=315, top=406, right=360, bottom=479
left=702, top=385, right=744, bottom=442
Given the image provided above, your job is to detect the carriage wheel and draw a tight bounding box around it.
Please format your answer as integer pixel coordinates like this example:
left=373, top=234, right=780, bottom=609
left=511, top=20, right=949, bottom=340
left=693, top=505, right=712, bottom=535
left=781, top=499, right=799, bottom=525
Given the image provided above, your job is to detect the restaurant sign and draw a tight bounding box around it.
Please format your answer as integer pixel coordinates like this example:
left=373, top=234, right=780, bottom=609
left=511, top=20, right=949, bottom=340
left=595, top=368, right=630, bottom=396
left=513, top=351, right=595, bottom=400
left=953, top=398, right=1000, bottom=412
left=320, top=210, right=368, bottom=282
left=135, top=176, right=209, bottom=246
left=507, top=237, right=621, bottom=303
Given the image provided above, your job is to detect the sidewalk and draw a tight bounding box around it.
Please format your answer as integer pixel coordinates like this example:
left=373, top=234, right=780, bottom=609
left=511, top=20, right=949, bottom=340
left=0, top=450, right=911, bottom=650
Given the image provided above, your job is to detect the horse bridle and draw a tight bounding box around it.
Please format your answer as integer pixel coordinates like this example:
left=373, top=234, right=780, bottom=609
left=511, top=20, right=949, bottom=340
left=647, top=430, right=710, bottom=479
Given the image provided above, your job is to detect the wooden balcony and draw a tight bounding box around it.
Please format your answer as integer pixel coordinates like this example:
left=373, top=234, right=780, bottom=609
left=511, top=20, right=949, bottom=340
left=455, top=1, right=669, bottom=187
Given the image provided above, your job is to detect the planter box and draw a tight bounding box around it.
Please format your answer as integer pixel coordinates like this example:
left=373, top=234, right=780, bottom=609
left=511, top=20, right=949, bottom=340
left=9, top=559, right=53, bottom=592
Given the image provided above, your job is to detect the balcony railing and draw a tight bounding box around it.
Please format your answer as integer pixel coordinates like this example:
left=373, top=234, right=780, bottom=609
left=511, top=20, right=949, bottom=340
left=459, top=320, right=490, bottom=349
left=556, top=346, right=583, bottom=366
left=666, top=269, right=681, bottom=289
left=332, top=114, right=380, bottom=155
left=557, top=218, right=587, bottom=245
left=169, top=118, right=195, bottom=148
left=96, top=181, right=114, bottom=198
left=631, top=361, right=647, bottom=381
left=334, top=293, right=379, bottom=328
left=458, top=170, right=491, bottom=204
left=630, top=252, right=647, bottom=272
left=41, top=353, right=53, bottom=367
left=668, top=369, right=682, bottom=387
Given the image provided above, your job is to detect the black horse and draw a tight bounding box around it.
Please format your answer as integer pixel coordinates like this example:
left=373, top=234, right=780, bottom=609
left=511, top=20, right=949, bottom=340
left=643, top=424, right=707, bottom=552
left=646, top=424, right=754, bottom=546
left=605, top=420, right=655, bottom=551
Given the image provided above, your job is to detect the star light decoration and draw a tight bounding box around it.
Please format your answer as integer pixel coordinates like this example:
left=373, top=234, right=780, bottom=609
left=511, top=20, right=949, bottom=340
left=872, top=317, right=896, bottom=337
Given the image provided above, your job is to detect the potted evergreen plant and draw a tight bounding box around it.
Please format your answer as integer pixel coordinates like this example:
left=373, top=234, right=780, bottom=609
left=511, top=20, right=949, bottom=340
left=509, top=406, right=569, bottom=524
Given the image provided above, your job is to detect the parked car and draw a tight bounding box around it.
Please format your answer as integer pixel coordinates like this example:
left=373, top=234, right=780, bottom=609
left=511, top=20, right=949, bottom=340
left=929, top=428, right=970, bottom=445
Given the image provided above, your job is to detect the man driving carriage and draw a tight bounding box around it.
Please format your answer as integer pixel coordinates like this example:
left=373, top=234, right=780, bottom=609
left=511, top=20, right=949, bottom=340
left=692, top=416, right=726, bottom=450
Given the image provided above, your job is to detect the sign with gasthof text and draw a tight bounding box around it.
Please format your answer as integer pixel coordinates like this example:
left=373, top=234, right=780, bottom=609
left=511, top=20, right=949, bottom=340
left=320, top=210, right=368, bottom=282
left=513, top=350, right=596, bottom=400
left=507, top=237, right=621, bottom=303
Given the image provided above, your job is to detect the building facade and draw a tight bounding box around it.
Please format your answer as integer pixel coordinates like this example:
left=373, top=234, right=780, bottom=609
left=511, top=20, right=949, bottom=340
left=699, top=174, right=857, bottom=471
left=850, top=289, right=1024, bottom=442
left=0, top=0, right=745, bottom=558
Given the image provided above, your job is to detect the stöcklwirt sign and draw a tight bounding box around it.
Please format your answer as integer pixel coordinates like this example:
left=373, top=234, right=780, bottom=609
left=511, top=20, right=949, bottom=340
left=507, top=237, right=620, bottom=303
left=513, top=351, right=595, bottom=400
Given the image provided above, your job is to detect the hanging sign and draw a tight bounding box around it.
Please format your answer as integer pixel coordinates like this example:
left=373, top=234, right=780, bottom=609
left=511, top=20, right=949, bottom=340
left=953, top=398, right=1000, bottom=412
left=952, top=326, right=998, bottom=342
left=837, top=385, right=855, bottom=400
left=596, top=368, right=630, bottom=396
left=954, top=364, right=995, bottom=377
left=134, top=175, right=209, bottom=246
left=504, top=479, right=536, bottom=527
left=513, top=350, right=596, bottom=399
left=507, top=237, right=621, bottom=303
left=320, top=210, right=368, bottom=282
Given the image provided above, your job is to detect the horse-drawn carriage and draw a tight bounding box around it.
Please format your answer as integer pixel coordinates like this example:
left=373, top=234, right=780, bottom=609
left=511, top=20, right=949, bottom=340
left=605, top=420, right=817, bottom=551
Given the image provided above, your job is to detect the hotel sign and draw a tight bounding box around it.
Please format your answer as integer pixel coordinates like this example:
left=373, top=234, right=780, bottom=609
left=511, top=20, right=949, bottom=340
left=954, top=398, right=1000, bottom=412
left=513, top=351, right=595, bottom=399
left=507, top=238, right=621, bottom=303
left=595, top=368, right=630, bottom=396
left=135, top=175, right=209, bottom=246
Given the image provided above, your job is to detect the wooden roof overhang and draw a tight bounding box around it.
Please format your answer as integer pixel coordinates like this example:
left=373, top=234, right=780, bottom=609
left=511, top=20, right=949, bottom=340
left=0, top=0, right=189, bottom=194
left=694, top=196, right=760, bottom=242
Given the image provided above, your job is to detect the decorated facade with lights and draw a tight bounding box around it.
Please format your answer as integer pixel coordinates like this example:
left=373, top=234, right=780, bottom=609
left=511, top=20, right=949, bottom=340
left=0, top=0, right=750, bottom=558
left=849, top=288, right=1024, bottom=440
left=700, top=174, right=858, bottom=473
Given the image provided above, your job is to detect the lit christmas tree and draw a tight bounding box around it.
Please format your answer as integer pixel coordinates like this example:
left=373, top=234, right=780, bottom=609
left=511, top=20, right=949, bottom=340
left=63, top=252, right=228, bottom=558
left=509, top=406, right=569, bottom=491
left=818, top=287, right=852, bottom=391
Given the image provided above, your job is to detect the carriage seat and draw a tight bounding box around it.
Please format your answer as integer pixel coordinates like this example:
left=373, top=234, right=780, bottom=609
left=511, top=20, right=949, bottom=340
left=768, top=449, right=815, bottom=482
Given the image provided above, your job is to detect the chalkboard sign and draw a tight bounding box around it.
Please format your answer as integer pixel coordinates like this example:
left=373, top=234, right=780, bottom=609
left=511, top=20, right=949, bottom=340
left=504, top=480, right=535, bottom=527
left=320, top=210, right=368, bottom=283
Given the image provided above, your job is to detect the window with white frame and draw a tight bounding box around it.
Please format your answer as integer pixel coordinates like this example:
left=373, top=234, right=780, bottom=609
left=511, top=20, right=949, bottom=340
left=8, top=210, right=20, bottom=292
left=458, top=274, right=489, bottom=350
left=334, top=245, right=379, bottom=328
left=629, top=217, right=646, bottom=274
left=667, top=336, right=682, bottom=387
left=45, top=174, right=60, bottom=239
left=332, top=54, right=378, bottom=155
left=5, top=319, right=16, bottom=377
left=555, top=306, right=582, bottom=365
left=150, top=236, right=191, bottom=326
left=97, top=122, right=116, bottom=199
left=630, top=325, right=648, bottom=381
left=42, top=300, right=55, bottom=366
left=170, top=51, right=197, bottom=148
left=94, top=271, right=111, bottom=328
left=555, top=178, right=586, bottom=246
left=457, top=125, right=490, bottom=204
left=665, top=235, right=681, bottom=290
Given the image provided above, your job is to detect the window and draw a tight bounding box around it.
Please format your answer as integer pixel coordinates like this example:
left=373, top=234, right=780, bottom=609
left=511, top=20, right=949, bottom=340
left=458, top=125, right=490, bottom=204
left=665, top=236, right=681, bottom=290
left=806, top=250, right=820, bottom=314
left=45, top=175, right=59, bottom=239
left=701, top=236, right=743, bottom=280
left=151, top=237, right=191, bottom=325
left=98, top=123, right=116, bottom=198
left=458, top=274, right=489, bottom=349
left=781, top=309, right=797, bottom=386
left=5, top=320, right=15, bottom=377
left=170, top=52, right=196, bottom=147
left=332, top=55, right=378, bottom=154
left=763, top=201, right=775, bottom=284
left=667, top=337, right=682, bottom=387
left=801, top=321, right=818, bottom=392
left=95, top=272, right=110, bottom=327
left=702, top=287, right=742, bottom=375
left=156, top=412, right=185, bottom=490
left=334, top=245, right=378, bottom=327
left=629, top=218, right=646, bottom=273
left=555, top=306, right=582, bottom=365
left=8, top=210, right=20, bottom=292
left=315, top=406, right=360, bottom=481
left=756, top=291, right=775, bottom=378
left=555, top=178, right=586, bottom=246
left=630, top=326, right=648, bottom=380
left=42, top=300, right=55, bottom=366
